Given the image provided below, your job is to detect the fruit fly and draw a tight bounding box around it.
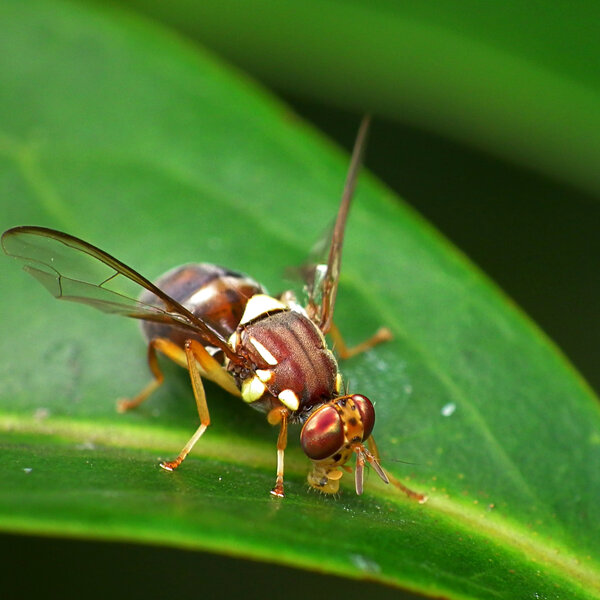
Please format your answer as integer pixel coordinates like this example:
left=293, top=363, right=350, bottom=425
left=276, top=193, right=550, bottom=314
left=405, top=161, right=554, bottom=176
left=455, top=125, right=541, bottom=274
left=2, top=116, right=425, bottom=501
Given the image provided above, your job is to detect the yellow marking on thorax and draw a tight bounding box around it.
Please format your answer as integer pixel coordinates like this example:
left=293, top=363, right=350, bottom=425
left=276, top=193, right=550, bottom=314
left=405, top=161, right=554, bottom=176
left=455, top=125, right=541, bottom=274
left=256, top=369, right=273, bottom=383
left=278, top=389, right=300, bottom=411
left=239, top=294, right=286, bottom=325
left=241, top=375, right=267, bottom=403
left=249, top=337, right=278, bottom=366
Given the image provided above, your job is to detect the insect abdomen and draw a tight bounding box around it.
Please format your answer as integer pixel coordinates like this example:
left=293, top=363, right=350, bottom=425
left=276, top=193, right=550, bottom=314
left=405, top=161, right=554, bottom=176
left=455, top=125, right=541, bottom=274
left=140, top=263, right=264, bottom=353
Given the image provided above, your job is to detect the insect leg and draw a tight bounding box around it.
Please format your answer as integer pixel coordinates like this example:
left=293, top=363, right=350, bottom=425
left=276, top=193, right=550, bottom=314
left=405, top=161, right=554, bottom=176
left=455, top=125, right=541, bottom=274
left=267, top=406, right=289, bottom=497
left=160, top=339, right=215, bottom=472
left=355, top=450, right=365, bottom=495
left=328, top=322, right=393, bottom=360
left=366, top=436, right=428, bottom=503
left=116, top=338, right=185, bottom=412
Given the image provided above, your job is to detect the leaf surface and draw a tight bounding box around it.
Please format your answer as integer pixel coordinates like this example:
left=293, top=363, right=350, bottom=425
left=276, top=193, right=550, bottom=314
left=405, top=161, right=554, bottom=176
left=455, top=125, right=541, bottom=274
left=0, top=2, right=599, bottom=599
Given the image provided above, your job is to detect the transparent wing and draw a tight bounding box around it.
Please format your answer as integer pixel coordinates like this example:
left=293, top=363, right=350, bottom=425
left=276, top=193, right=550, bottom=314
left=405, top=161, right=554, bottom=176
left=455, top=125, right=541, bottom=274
left=301, top=115, right=372, bottom=333
left=1, top=226, right=240, bottom=362
left=289, top=220, right=334, bottom=320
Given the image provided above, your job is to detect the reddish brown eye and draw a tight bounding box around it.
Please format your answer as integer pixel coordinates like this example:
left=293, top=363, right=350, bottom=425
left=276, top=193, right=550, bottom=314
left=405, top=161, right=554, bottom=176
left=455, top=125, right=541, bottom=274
left=300, top=405, right=344, bottom=460
left=352, top=394, right=375, bottom=441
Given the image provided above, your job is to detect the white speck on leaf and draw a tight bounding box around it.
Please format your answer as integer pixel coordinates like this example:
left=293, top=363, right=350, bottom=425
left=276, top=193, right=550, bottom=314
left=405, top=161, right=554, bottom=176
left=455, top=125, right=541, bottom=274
left=34, top=407, right=50, bottom=420
left=350, top=554, right=381, bottom=574
left=441, top=402, right=456, bottom=417
left=76, top=441, right=96, bottom=450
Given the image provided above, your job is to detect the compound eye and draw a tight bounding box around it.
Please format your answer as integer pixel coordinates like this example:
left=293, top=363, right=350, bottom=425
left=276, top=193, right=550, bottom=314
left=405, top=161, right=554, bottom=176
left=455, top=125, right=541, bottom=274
left=300, top=405, right=344, bottom=460
left=352, top=394, right=375, bottom=441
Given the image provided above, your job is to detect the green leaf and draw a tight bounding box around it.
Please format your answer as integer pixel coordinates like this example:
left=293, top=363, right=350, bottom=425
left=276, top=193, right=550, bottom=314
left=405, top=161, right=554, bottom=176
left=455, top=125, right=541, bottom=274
left=119, top=0, right=600, bottom=196
left=1, top=2, right=599, bottom=599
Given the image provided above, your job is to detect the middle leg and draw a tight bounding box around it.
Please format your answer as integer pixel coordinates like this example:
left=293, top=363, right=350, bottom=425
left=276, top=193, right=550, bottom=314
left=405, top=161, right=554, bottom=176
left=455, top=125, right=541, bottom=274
left=160, top=339, right=219, bottom=471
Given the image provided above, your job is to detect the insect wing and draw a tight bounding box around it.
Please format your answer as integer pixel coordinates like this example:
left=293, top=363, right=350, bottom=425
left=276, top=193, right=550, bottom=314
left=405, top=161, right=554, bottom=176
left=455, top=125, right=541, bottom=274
left=1, top=226, right=239, bottom=361
left=310, top=115, right=371, bottom=333
left=291, top=222, right=332, bottom=321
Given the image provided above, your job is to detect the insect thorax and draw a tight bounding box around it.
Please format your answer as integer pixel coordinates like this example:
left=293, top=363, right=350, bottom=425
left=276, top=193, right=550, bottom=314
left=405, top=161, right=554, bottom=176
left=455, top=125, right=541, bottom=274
left=227, top=294, right=340, bottom=419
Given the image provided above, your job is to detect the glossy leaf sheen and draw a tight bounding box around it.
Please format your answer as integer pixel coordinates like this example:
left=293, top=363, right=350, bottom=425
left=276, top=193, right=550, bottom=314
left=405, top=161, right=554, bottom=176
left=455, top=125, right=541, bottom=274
left=0, top=2, right=599, bottom=599
left=120, top=0, right=600, bottom=195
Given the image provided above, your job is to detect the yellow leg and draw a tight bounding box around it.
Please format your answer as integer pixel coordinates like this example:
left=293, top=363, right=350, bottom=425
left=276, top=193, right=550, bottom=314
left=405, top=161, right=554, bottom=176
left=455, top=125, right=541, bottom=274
left=366, top=436, right=427, bottom=503
left=116, top=338, right=187, bottom=413
left=354, top=449, right=365, bottom=495
left=267, top=406, right=289, bottom=497
left=117, top=336, right=240, bottom=414
left=329, top=323, right=393, bottom=360
left=160, top=339, right=216, bottom=471
left=117, top=336, right=242, bottom=472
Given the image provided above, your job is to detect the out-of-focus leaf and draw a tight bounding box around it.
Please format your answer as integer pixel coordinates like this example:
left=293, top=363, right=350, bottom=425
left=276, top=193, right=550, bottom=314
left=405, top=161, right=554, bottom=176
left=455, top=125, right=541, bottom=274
left=120, top=0, right=600, bottom=195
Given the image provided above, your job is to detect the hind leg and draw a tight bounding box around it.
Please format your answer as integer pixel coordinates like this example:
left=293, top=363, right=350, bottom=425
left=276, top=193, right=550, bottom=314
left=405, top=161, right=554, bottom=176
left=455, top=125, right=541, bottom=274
left=329, top=323, right=393, bottom=360
left=116, top=338, right=187, bottom=413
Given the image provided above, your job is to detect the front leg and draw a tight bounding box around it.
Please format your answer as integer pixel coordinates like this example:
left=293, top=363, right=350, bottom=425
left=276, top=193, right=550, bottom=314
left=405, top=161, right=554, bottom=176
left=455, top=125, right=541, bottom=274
left=116, top=337, right=185, bottom=413
left=366, top=436, right=427, bottom=503
left=267, top=406, right=290, bottom=497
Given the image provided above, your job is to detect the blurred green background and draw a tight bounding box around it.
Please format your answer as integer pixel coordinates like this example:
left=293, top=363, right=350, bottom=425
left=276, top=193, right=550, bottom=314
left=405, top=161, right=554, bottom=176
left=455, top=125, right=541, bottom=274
left=2, top=2, right=599, bottom=599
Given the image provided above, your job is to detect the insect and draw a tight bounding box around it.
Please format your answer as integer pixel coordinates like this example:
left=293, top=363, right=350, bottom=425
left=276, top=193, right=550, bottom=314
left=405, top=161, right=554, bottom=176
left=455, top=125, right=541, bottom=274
left=2, top=116, right=425, bottom=501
